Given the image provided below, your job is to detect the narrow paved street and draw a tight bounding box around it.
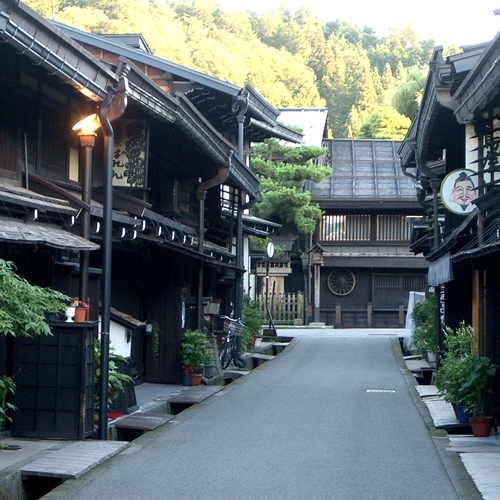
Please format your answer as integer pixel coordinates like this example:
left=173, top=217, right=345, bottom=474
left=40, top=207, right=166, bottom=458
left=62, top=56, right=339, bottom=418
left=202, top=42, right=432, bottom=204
left=46, top=332, right=481, bottom=499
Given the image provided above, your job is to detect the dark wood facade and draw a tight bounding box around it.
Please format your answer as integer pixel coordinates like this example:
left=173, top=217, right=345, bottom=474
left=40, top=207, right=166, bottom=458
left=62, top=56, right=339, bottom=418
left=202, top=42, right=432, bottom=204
left=0, top=0, right=302, bottom=441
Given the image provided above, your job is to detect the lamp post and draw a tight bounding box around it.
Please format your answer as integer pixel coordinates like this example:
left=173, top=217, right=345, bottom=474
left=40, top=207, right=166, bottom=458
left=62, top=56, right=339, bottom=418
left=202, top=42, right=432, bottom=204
left=265, top=241, right=274, bottom=327
left=72, top=122, right=98, bottom=306
left=309, top=244, right=324, bottom=323
left=72, top=73, right=128, bottom=440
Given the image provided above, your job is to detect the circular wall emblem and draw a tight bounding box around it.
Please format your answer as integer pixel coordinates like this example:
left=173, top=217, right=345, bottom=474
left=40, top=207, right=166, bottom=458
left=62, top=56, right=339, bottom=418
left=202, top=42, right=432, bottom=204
left=440, top=169, right=478, bottom=215
left=327, top=268, right=356, bottom=296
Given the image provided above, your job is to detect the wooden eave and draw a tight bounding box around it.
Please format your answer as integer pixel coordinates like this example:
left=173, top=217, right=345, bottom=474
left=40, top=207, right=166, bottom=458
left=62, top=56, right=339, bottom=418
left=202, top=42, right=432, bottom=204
left=0, top=1, right=116, bottom=102
left=54, top=22, right=240, bottom=94
left=415, top=56, right=455, bottom=161
left=454, top=30, right=500, bottom=123
left=109, top=307, right=146, bottom=329
left=322, top=254, right=428, bottom=269
left=312, top=198, right=423, bottom=210
left=425, top=210, right=478, bottom=261
left=54, top=23, right=300, bottom=144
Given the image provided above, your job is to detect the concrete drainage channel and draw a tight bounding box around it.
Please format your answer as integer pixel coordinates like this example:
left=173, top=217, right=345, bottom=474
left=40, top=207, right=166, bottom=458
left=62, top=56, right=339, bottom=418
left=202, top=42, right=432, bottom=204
left=5, top=339, right=290, bottom=499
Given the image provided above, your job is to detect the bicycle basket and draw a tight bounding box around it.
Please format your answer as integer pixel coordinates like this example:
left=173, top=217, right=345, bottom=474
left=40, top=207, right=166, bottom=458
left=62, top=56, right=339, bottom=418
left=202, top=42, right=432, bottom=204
left=223, top=318, right=244, bottom=336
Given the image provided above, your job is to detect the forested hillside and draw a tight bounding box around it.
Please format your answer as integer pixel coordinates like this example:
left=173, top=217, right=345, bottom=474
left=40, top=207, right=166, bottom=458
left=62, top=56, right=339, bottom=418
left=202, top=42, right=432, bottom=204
left=26, top=0, right=459, bottom=138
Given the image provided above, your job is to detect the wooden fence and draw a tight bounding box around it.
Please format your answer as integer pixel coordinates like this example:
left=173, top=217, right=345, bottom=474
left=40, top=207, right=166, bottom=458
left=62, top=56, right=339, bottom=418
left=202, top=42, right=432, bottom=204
left=257, top=292, right=304, bottom=325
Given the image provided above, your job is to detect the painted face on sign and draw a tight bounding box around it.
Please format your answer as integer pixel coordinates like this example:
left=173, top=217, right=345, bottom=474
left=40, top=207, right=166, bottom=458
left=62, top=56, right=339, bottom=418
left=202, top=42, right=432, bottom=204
left=449, top=172, right=477, bottom=211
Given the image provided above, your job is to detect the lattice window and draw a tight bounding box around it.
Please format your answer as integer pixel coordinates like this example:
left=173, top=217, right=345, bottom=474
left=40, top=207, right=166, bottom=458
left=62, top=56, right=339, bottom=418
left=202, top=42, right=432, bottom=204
left=320, top=215, right=370, bottom=241
left=376, top=215, right=413, bottom=241
left=372, top=274, right=427, bottom=307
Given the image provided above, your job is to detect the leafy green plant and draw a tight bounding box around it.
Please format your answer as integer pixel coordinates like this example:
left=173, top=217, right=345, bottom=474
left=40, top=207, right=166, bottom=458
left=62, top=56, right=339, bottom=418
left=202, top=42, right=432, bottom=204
left=0, top=259, right=70, bottom=337
left=0, top=259, right=70, bottom=426
left=241, top=299, right=265, bottom=352
left=203, top=349, right=214, bottom=367
left=248, top=237, right=286, bottom=258
left=411, top=293, right=436, bottom=355
left=434, top=321, right=495, bottom=415
left=435, top=356, right=467, bottom=406
left=435, top=322, right=474, bottom=405
left=458, top=354, right=498, bottom=416
left=0, top=375, right=16, bottom=427
left=180, top=329, right=208, bottom=373
left=94, top=339, right=133, bottom=411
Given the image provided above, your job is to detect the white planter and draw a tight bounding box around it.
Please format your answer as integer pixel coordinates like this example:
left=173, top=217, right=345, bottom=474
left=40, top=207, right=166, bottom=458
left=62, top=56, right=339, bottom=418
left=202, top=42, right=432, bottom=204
left=65, top=307, right=76, bottom=322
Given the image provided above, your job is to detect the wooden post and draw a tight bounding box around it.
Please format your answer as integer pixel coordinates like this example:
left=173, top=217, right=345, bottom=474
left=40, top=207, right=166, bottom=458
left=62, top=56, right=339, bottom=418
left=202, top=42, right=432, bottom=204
left=367, top=302, right=373, bottom=328
left=335, top=304, right=341, bottom=328
left=313, top=264, right=321, bottom=322
left=399, top=304, right=404, bottom=327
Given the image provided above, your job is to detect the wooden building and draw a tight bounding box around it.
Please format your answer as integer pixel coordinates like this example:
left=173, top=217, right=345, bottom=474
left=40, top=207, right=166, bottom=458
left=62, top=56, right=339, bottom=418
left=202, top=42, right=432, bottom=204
left=0, top=0, right=302, bottom=441
left=399, top=37, right=500, bottom=415
left=308, top=139, right=428, bottom=328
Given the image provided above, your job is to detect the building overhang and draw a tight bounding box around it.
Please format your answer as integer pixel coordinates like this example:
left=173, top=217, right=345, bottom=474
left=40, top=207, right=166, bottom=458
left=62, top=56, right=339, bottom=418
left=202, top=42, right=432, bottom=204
left=322, top=253, right=428, bottom=269
left=0, top=0, right=117, bottom=102
left=0, top=217, right=99, bottom=250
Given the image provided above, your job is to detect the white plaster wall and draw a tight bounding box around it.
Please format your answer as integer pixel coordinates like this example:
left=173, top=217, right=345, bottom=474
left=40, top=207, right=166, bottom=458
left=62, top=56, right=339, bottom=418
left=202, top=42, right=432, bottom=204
left=99, top=316, right=131, bottom=358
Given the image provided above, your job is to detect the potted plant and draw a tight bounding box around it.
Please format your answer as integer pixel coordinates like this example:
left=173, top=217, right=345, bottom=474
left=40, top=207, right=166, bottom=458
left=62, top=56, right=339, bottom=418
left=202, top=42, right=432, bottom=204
left=203, top=349, right=215, bottom=379
left=180, top=329, right=208, bottom=385
left=458, top=353, right=498, bottom=436
left=70, top=298, right=90, bottom=322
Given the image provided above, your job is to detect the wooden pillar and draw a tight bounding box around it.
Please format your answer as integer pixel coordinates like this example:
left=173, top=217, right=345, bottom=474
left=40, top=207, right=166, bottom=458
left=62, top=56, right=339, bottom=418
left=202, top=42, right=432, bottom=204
left=313, top=264, right=321, bottom=322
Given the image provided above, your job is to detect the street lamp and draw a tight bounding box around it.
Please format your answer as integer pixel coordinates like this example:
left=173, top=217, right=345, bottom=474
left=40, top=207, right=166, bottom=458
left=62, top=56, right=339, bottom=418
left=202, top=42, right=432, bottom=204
left=72, top=73, right=128, bottom=440
left=308, top=244, right=324, bottom=323
left=72, top=114, right=99, bottom=308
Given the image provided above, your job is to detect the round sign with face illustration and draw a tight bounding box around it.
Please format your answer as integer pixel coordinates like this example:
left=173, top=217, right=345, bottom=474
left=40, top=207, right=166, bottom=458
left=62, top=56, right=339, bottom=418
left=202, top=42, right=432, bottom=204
left=441, top=169, right=478, bottom=215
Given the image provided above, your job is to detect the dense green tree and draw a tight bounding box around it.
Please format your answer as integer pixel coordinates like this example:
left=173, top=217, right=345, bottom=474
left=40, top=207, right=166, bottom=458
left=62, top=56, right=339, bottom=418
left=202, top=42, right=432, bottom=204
left=358, top=107, right=411, bottom=140
left=346, top=105, right=362, bottom=138
left=391, top=67, right=426, bottom=119
left=25, top=0, right=437, bottom=139
left=381, top=63, right=394, bottom=91
left=250, top=139, right=329, bottom=233
left=321, top=34, right=377, bottom=137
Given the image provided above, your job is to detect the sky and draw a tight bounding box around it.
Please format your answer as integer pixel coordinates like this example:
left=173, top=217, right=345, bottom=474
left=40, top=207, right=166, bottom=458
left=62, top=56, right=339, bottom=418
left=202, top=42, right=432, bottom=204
left=214, top=0, right=500, bottom=46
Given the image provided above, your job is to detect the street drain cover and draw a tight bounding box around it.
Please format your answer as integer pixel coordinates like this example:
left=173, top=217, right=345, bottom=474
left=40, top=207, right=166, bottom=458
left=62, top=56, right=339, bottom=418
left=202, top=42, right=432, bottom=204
left=366, top=389, right=396, bottom=393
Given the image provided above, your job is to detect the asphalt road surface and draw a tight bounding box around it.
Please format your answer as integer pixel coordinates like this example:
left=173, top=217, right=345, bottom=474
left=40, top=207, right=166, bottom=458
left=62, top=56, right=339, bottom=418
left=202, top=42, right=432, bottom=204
left=45, top=332, right=481, bottom=500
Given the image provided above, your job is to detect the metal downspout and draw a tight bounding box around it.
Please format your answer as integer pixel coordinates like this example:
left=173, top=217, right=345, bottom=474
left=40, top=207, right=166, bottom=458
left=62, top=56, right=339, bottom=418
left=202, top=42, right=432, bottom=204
left=97, top=100, right=114, bottom=441
left=196, top=163, right=230, bottom=329
left=97, top=69, right=129, bottom=441
left=233, top=94, right=250, bottom=367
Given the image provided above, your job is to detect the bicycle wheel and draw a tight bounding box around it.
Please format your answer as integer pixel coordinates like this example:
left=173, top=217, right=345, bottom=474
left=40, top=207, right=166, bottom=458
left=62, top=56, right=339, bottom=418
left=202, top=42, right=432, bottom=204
left=219, top=338, right=232, bottom=369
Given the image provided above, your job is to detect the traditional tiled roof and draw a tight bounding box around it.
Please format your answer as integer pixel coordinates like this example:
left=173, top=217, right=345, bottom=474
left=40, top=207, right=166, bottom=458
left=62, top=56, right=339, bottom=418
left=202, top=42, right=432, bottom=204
left=308, top=139, right=418, bottom=206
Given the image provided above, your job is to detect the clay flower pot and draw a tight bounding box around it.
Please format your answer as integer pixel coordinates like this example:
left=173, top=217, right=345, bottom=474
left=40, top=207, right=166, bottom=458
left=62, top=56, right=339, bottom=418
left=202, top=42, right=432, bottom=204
left=470, top=416, right=492, bottom=437
left=74, top=307, right=88, bottom=322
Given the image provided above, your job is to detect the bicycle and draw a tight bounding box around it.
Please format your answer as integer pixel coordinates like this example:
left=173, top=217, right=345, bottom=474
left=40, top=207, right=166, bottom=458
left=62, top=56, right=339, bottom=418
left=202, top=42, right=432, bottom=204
left=219, top=316, right=244, bottom=369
